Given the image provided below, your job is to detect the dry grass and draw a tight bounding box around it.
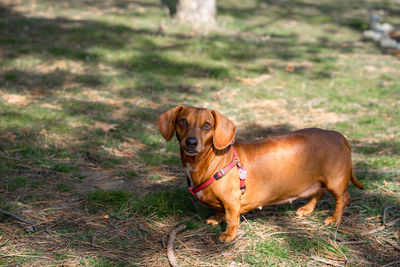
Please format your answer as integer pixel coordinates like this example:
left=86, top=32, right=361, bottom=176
left=1, top=183, right=399, bottom=266
left=1, top=0, right=399, bottom=266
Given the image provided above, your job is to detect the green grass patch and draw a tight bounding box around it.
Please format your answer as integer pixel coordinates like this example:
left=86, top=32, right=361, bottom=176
left=139, top=151, right=180, bottom=166
left=56, top=183, right=73, bottom=192
left=0, top=196, right=16, bottom=216
left=243, top=233, right=349, bottom=265
left=148, top=175, right=163, bottom=181
left=245, top=238, right=290, bottom=264
left=80, top=256, right=127, bottom=267
left=118, top=170, right=139, bottom=179
left=1, top=0, right=400, bottom=265
left=5, top=176, right=29, bottom=191
left=85, top=188, right=197, bottom=218
left=85, top=190, right=132, bottom=214
left=51, top=164, right=76, bottom=173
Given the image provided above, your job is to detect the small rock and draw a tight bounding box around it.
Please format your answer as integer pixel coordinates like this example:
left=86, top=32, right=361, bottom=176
left=25, top=226, right=36, bottom=233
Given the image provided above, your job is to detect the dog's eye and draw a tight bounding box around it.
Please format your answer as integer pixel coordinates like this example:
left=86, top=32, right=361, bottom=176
left=201, top=122, right=212, bottom=130
left=179, top=119, right=188, bottom=128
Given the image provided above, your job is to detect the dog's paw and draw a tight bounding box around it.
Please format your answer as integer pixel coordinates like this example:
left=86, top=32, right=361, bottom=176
left=217, top=232, right=236, bottom=242
left=206, top=215, right=223, bottom=226
left=206, top=218, right=220, bottom=226
left=296, top=206, right=313, bottom=217
left=324, top=216, right=340, bottom=226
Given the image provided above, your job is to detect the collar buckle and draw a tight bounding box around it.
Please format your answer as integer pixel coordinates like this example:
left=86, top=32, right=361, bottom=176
left=214, top=169, right=226, bottom=179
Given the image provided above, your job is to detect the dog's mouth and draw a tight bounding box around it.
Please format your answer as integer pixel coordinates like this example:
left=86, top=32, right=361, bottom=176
left=183, top=147, right=200, bottom=156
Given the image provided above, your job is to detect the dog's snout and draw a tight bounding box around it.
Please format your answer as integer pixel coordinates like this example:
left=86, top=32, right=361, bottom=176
left=185, top=137, right=198, bottom=148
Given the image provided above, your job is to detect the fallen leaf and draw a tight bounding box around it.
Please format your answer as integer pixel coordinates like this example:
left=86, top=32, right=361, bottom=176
left=285, top=61, right=313, bottom=72
left=0, top=91, right=31, bottom=106
left=94, top=122, right=118, bottom=133
left=364, top=65, right=377, bottom=72
left=251, top=74, right=272, bottom=84
left=101, top=146, right=133, bottom=157
left=285, top=63, right=295, bottom=72
left=1, top=132, right=17, bottom=141
left=41, top=103, right=62, bottom=110
left=236, top=76, right=257, bottom=86
left=236, top=74, right=272, bottom=86
left=68, top=121, right=90, bottom=128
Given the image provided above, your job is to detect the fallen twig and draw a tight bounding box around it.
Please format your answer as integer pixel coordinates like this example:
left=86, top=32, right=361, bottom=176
left=382, top=261, right=400, bottom=267
left=0, top=254, right=50, bottom=259
left=0, top=209, right=36, bottom=231
left=383, top=237, right=400, bottom=251
left=338, top=240, right=365, bottom=245
left=0, top=238, right=10, bottom=248
left=383, top=206, right=397, bottom=226
left=385, top=217, right=400, bottom=227
left=167, top=224, right=186, bottom=267
left=78, top=240, right=137, bottom=258
left=360, top=205, right=399, bottom=236
left=310, top=255, right=344, bottom=267
left=360, top=225, right=387, bottom=236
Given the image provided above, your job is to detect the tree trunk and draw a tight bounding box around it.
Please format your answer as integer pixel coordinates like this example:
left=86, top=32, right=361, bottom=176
left=175, top=0, right=216, bottom=31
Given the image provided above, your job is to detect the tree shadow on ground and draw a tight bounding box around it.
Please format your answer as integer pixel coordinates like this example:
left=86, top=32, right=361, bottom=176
left=1, top=1, right=399, bottom=266
left=352, top=139, right=400, bottom=156
left=0, top=4, right=229, bottom=102
left=161, top=0, right=178, bottom=16
left=0, top=0, right=360, bottom=100
left=1, top=106, right=399, bottom=265
left=220, top=0, right=400, bottom=30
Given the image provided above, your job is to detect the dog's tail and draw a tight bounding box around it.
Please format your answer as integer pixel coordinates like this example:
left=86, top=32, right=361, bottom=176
left=350, top=167, right=364, bottom=189
left=341, top=134, right=364, bottom=190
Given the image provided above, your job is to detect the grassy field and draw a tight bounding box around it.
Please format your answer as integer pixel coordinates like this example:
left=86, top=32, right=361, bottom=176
left=0, top=0, right=399, bottom=266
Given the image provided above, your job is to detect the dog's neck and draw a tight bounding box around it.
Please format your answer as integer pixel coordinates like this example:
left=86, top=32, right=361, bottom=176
left=181, top=145, right=233, bottom=187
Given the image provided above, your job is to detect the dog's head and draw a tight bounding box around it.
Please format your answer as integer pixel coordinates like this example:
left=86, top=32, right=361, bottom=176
left=158, top=105, right=236, bottom=156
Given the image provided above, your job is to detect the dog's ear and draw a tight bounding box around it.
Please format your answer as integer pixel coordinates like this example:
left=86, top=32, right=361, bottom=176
left=158, top=105, right=184, bottom=141
left=212, top=110, right=236, bottom=150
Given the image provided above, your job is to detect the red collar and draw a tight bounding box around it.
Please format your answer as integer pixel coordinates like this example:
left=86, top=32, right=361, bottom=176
left=187, top=144, right=247, bottom=210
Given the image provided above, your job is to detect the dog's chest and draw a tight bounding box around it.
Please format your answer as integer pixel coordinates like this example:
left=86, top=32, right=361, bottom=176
left=184, top=165, right=204, bottom=199
left=185, top=166, right=194, bottom=187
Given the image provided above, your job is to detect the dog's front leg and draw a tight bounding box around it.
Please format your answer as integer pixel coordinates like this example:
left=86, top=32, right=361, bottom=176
left=218, top=200, right=240, bottom=242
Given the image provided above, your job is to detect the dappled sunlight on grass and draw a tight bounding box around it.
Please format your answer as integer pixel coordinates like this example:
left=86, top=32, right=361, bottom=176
left=0, top=0, right=399, bottom=265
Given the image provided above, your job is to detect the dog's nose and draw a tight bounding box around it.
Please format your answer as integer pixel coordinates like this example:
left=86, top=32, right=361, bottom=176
left=185, top=137, right=198, bottom=149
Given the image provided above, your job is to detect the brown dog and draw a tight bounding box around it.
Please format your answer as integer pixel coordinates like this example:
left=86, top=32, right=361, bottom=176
left=158, top=105, right=363, bottom=242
